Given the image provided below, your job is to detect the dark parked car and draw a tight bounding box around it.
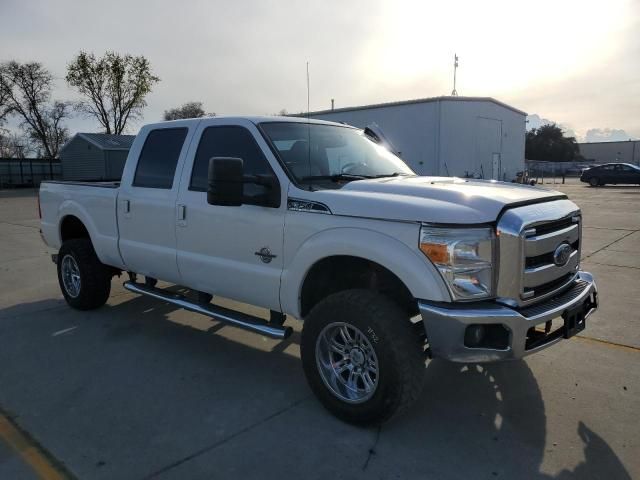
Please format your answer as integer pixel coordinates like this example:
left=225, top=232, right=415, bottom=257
left=580, top=163, right=640, bottom=187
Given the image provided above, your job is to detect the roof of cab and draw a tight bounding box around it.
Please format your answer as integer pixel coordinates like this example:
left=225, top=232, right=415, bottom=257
left=150, top=115, right=354, bottom=129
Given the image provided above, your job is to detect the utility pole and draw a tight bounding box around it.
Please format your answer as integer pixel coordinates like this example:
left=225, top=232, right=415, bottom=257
left=451, top=54, right=459, bottom=96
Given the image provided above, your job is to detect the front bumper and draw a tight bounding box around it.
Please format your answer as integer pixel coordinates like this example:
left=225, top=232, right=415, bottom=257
left=419, top=271, right=598, bottom=362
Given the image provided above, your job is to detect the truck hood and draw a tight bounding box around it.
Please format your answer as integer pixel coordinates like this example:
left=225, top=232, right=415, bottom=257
left=309, top=176, right=566, bottom=224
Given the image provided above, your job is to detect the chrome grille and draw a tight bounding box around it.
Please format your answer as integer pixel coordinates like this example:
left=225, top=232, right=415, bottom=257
left=496, top=199, right=582, bottom=307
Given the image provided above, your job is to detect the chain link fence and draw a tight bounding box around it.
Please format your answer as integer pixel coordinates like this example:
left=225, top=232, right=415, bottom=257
left=0, top=158, right=62, bottom=188
left=525, top=160, right=599, bottom=184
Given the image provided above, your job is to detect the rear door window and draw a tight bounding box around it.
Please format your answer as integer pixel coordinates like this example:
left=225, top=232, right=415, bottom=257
left=133, top=128, right=188, bottom=189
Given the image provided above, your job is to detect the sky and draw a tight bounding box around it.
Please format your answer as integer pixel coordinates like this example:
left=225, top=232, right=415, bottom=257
left=1, top=0, right=638, bottom=142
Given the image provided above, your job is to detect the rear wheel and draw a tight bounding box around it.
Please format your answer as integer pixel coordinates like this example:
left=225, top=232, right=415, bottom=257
left=57, top=239, right=112, bottom=310
left=301, top=289, right=425, bottom=425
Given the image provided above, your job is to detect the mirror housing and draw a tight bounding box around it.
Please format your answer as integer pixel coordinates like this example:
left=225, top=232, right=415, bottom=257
left=207, top=157, right=244, bottom=206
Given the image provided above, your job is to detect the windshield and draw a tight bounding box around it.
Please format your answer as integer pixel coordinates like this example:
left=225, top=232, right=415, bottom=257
left=260, top=122, right=415, bottom=188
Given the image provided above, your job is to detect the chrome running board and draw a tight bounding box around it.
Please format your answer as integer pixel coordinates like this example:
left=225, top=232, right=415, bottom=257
left=123, top=281, right=292, bottom=339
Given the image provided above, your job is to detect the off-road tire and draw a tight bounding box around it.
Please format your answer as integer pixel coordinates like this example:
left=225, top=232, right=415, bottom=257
left=301, top=289, right=425, bottom=425
left=57, top=239, right=112, bottom=310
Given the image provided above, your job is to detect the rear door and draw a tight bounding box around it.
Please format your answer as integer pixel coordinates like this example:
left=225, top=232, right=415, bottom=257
left=118, top=123, right=195, bottom=284
left=600, top=164, right=616, bottom=183
left=175, top=118, right=287, bottom=311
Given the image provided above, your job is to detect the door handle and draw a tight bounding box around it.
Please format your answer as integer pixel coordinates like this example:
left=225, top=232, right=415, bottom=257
left=121, top=199, right=130, bottom=214
left=177, top=204, right=186, bottom=221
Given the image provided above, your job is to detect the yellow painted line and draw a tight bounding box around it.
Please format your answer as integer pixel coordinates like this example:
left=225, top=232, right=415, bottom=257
left=0, top=413, right=68, bottom=480
left=574, top=335, right=640, bottom=353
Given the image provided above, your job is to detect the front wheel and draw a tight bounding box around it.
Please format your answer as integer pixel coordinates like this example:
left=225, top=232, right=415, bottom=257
left=57, top=238, right=112, bottom=310
left=301, top=289, right=425, bottom=425
left=589, top=177, right=600, bottom=187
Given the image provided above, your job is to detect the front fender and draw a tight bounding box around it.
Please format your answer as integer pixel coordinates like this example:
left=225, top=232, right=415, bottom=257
left=280, top=226, right=451, bottom=318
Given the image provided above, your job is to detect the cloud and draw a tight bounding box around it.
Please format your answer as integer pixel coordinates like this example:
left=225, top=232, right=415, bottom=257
left=584, top=128, right=636, bottom=142
left=526, top=114, right=578, bottom=139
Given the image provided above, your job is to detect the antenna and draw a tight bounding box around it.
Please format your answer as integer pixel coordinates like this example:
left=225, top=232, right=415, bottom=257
left=451, top=54, right=459, bottom=96
left=305, top=61, right=312, bottom=190
left=306, top=61, right=310, bottom=118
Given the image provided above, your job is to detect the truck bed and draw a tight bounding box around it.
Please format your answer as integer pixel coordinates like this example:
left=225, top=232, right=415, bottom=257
left=39, top=180, right=125, bottom=270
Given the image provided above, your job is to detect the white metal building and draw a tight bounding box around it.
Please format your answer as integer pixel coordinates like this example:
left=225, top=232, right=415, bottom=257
left=308, top=96, right=527, bottom=181
left=578, top=140, right=640, bottom=166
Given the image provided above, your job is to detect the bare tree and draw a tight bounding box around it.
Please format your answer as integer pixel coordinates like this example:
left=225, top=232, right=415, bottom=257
left=0, top=131, right=37, bottom=158
left=0, top=79, right=11, bottom=126
left=66, top=51, right=160, bottom=134
left=0, top=61, right=70, bottom=158
left=163, top=101, right=213, bottom=121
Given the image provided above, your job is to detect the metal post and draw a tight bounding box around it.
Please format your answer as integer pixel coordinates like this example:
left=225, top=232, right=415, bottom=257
left=451, top=54, right=459, bottom=96
left=29, top=159, right=34, bottom=187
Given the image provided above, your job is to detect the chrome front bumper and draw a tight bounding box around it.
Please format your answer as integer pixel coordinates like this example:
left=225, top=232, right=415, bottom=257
left=419, top=271, right=598, bottom=362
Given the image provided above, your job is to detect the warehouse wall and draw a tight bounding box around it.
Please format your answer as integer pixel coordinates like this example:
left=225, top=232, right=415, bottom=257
left=60, top=138, right=105, bottom=180
left=578, top=141, right=640, bottom=166
left=309, top=102, right=439, bottom=175
left=310, top=99, right=526, bottom=179
left=439, top=101, right=525, bottom=181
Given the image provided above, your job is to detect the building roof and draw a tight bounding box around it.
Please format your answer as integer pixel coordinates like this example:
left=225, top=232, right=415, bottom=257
left=305, top=96, right=527, bottom=117
left=77, top=133, right=136, bottom=150
left=61, top=133, right=136, bottom=154
left=577, top=139, right=639, bottom=146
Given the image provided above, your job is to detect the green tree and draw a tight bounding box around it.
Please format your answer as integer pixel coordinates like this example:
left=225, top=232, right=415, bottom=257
left=66, top=51, right=160, bottom=134
left=0, top=61, right=70, bottom=158
left=163, top=101, right=212, bottom=121
left=525, top=124, right=580, bottom=162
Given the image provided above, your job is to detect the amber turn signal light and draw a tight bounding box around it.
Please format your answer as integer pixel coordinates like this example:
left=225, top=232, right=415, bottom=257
left=419, top=242, right=450, bottom=264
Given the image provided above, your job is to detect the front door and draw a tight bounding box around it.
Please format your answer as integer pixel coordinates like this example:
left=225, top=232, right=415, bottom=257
left=616, top=164, right=640, bottom=184
left=175, top=119, right=286, bottom=311
left=475, top=117, right=502, bottom=179
left=492, top=153, right=501, bottom=180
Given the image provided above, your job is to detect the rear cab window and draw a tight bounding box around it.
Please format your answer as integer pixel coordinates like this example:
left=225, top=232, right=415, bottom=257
left=133, top=128, right=188, bottom=189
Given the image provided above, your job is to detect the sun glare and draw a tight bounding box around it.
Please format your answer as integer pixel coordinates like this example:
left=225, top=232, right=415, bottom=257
left=370, top=0, right=630, bottom=94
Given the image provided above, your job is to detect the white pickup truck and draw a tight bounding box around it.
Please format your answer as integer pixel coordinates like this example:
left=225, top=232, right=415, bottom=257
left=39, top=116, right=598, bottom=424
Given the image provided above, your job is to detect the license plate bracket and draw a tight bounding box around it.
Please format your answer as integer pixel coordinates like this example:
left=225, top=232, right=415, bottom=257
left=562, top=292, right=597, bottom=339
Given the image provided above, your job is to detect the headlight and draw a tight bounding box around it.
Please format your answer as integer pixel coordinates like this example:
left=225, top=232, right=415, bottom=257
left=419, top=226, right=495, bottom=301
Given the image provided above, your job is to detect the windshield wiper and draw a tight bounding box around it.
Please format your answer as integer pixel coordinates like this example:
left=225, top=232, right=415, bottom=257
left=298, top=174, right=372, bottom=183
left=371, top=172, right=413, bottom=178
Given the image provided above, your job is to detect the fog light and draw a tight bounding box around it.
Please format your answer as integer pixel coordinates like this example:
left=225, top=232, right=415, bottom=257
left=464, top=325, right=485, bottom=347
left=464, top=324, right=510, bottom=349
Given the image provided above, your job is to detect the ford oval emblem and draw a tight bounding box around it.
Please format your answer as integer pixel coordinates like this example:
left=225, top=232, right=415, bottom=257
left=553, top=243, right=572, bottom=267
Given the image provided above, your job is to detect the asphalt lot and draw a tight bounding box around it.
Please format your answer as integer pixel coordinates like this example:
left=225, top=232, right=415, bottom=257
left=0, top=179, right=638, bottom=480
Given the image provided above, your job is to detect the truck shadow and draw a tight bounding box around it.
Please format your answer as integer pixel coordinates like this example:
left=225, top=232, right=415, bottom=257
left=0, top=289, right=632, bottom=479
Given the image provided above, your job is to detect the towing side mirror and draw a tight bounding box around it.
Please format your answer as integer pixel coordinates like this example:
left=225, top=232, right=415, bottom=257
left=208, top=157, right=244, bottom=206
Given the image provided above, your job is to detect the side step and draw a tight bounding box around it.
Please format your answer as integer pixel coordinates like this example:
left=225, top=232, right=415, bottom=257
left=123, top=281, right=292, bottom=339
